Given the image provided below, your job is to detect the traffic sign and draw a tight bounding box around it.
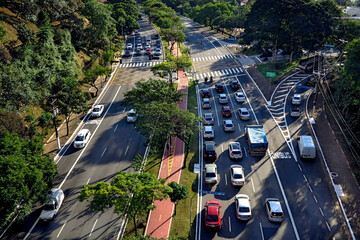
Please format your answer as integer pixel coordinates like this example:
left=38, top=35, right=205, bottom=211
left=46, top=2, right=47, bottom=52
left=202, top=190, right=225, bottom=196
left=266, top=72, right=276, bottom=77
left=324, top=44, right=335, bottom=48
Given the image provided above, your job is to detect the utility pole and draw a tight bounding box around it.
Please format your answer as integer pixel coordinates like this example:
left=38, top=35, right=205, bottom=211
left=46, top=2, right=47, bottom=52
left=51, top=98, right=61, bottom=150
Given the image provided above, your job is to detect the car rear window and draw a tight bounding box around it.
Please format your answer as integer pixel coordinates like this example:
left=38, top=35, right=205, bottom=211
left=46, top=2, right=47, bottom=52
left=205, top=130, right=213, bottom=134
left=206, top=172, right=216, bottom=177
left=232, top=150, right=241, bottom=154
left=206, top=144, right=215, bottom=151
left=75, top=135, right=84, bottom=141
left=207, top=214, right=218, bottom=222
left=233, top=173, right=243, bottom=179
left=226, top=123, right=233, bottom=127
left=239, top=207, right=250, bottom=212
left=272, top=212, right=283, bottom=217
left=242, top=110, right=249, bottom=115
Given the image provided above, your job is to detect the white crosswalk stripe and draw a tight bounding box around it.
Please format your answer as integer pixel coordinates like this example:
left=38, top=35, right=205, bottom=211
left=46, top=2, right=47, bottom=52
left=214, top=71, right=219, bottom=76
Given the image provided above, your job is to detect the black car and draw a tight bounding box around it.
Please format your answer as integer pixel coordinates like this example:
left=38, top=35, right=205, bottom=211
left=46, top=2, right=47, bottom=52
left=202, top=89, right=211, bottom=98
left=135, top=49, right=141, bottom=56
left=230, top=80, right=240, bottom=90
left=124, top=50, right=131, bottom=57
left=204, top=141, right=217, bottom=162
left=222, top=106, right=232, bottom=117
left=154, top=34, right=159, bottom=39
left=215, top=84, right=224, bottom=93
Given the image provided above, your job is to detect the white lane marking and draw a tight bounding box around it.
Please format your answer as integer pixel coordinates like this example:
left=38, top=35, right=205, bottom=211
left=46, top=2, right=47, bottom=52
left=268, top=149, right=300, bottom=240
left=251, top=178, right=256, bottom=192
left=238, top=123, right=241, bottom=131
left=24, top=218, right=40, bottom=240
left=259, top=222, right=265, bottom=240
left=210, top=88, right=221, bottom=127
left=238, top=79, right=259, bottom=124
left=313, top=195, right=318, bottom=203
left=101, top=147, right=107, bottom=157
left=124, top=145, right=130, bottom=156
left=89, top=218, right=98, bottom=237
left=303, top=174, right=308, bottom=182
left=326, top=221, right=332, bottom=232
left=256, top=56, right=262, bottom=63
left=244, top=147, right=248, bottom=157
left=122, top=108, right=126, bottom=113
left=298, top=164, right=302, bottom=171
left=308, top=186, right=313, bottom=193
left=114, top=124, right=118, bottom=132
left=86, top=178, right=91, bottom=185
left=221, top=144, right=224, bottom=152
left=56, top=220, right=67, bottom=238
left=228, top=216, right=232, bottom=232
left=225, top=174, right=228, bottom=185
left=319, top=207, right=325, bottom=216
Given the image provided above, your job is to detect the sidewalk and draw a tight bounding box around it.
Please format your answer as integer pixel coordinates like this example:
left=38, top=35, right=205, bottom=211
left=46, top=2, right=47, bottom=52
left=144, top=42, right=188, bottom=239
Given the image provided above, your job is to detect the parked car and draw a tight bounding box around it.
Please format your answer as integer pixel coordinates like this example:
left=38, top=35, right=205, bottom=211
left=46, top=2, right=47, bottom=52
left=290, top=107, right=300, bottom=117
left=203, top=126, right=214, bottom=139
left=204, top=164, right=218, bottom=184
left=292, top=94, right=301, bottom=105
left=218, top=94, right=228, bottom=104
left=155, top=48, right=161, bottom=56
left=235, top=194, right=252, bottom=221
left=202, top=89, right=211, bottom=98
left=136, top=43, right=142, bottom=50
left=91, top=104, right=104, bottom=118
left=202, top=98, right=211, bottom=109
left=265, top=198, right=284, bottom=223
left=230, top=165, right=245, bottom=186
left=135, top=49, right=142, bottom=56
left=127, top=109, right=138, bottom=123
left=222, top=106, right=232, bottom=117
left=204, top=141, right=217, bottom=161
left=146, top=43, right=151, bottom=49
left=235, top=92, right=246, bottom=103
left=39, top=188, right=65, bottom=221
left=146, top=48, right=151, bottom=55
left=124, top=50, right=131, bottom=57
left=154, top=34, right=160, bottom=39
left=230, top=80, right=240, bottom=90
left=73, top=129, right=91, bottom=149
left=126, top=43, right=133, bottom=50
left=204, top=200, right=222, bottom=231
left=228, top=142, right=243, bottom=160
left=238, top=108, right=250, bottom=120
left=203, top=113, right=214, bottom=125
left=223, top=120, right=234, bottom=132
left=215, top=84, right=224, bottom=93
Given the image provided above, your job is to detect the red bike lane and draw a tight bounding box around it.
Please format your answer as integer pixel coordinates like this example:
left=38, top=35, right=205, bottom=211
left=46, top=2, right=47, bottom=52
left=144, top=70, right=188, bottom=238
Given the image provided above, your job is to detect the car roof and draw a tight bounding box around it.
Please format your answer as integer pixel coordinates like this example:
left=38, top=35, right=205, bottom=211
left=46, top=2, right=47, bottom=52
left=236, top=92, right=244, bottom=95
left=94, top=104, right=103, bottom=108
left=205, top=164, right=217, bottom=172
left=129, top=109, right=136, bottom=114
left=224, top=120, right=233, bottom=124
left=219, top=94, right=226, bottom=97
left=239, top=108, right=248, bottom=111
left=203, top=89, right=209, bottom=91
left=207, top=205, right=219, bottom=215
left=78, top=129, right=89, bottom=136
left=236, top=194, right=250, bottom=206
left=230, top=142, right=240, bottom=147
left=294, top=94, right=301, bottom=98
left=203, top=98, right=210, bottom=102
left=267, top=199, right=282, bottom=212
left=204, top=113, right=213, bottom=117
left=231, top=165, right=243, bottom=174
left=204, top=126, right=213, bottom=131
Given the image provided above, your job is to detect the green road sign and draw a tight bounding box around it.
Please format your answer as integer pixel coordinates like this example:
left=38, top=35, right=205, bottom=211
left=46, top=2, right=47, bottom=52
left=266, top=72, right=276, bottom=77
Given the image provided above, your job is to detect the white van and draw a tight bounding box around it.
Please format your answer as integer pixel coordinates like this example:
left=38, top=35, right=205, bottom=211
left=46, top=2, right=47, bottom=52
left=298, top=135, right=316, bottom=160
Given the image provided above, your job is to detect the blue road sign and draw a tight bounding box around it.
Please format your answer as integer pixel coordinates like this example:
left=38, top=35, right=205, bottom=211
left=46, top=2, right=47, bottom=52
left=324, top=44, right=335, bottom=48
left=296, top=85, right=311, bottom=90
left=202, top=190, right=226, bottom=196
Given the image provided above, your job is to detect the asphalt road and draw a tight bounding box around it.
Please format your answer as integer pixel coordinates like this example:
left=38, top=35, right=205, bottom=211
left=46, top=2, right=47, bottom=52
left=182, top=15, right=351, bottom=240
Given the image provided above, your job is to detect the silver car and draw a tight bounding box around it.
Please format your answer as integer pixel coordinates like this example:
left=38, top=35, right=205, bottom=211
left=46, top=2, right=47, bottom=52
left=223, top=120, right=234, bottom=132
left=230, top=165, right=245, bottom=186
left=290, top=107, right=300, bottom=117
left=218, top=94, right=228, bottom=104
left=73, top=129, right=91, bottom=149
left=204, top=164, right=218, bottom=184
left=292, top=94, right=301, bottom=105
left=91, top=105, right=104, bottom=118
left=235, top=92, right=246, bottom=103
left=265, top=198, right=284, bottom=223
left=127, top=109, right=138, bottom=123
left=203, top=126, right=214, bottom=139
left=228, top=142, right=243, bottom=160
left=202, top=98, right=211, bottom=109
left=238, top=108, right=250, bottom=121
left=235, top=194, right=251, bottom=221
left=203, top=113, right=214, bottom=125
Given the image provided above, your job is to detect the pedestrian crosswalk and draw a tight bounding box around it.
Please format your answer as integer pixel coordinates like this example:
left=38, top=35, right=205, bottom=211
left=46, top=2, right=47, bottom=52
left=118, top=61, right=162, bottom=68
left=191, top=55, right=234, bottom=62
left=193, top=67, right=244, bottom=80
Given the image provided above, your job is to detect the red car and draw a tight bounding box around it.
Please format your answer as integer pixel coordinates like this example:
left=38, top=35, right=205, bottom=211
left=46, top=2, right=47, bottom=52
left=222, top=106, right=232, bottom=117
left=146, top=48, right=151, bottom=55
left=204, top=200, right=221, bottom=231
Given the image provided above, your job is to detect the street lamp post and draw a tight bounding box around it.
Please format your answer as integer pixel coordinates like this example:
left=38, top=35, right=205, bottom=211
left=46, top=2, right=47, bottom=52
left=51, top=98, right=61, bottom=150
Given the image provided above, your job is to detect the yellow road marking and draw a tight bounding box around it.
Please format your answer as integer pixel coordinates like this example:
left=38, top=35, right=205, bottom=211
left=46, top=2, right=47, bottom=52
left=159, top=214, right=162, bottom=221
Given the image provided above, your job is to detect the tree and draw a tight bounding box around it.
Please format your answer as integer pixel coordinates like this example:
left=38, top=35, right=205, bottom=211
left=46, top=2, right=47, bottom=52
left=84, top=65, right=112, bottom=97
left=0, top=131, right=57, bottom=228
left=79, top=171, right=172, bottom=235
left=167, top=181, right=188, bottom=216
left=151, top=61, right=177, bottom=83
left=131, top=154, right=144, bottom=172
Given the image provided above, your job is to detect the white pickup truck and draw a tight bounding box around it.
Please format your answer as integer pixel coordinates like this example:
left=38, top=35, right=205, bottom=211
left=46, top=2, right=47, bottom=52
left=39, top=188, right=65, bottom=221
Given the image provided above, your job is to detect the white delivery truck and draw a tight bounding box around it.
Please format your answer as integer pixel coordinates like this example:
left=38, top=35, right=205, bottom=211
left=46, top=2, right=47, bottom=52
left=298, top=135, right=316, bottom=160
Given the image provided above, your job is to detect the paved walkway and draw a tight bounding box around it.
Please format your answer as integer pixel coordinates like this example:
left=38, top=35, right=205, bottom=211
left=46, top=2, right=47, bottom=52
left=144, top=42, right=189, bottom=238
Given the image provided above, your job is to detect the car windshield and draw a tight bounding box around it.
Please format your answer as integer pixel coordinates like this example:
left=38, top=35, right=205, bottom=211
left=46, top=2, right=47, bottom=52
left=233, top=173, right=243, bottom=179
left=220, top=96, right=226, bottom=99
left=207, top=214, right=218, bottom=222
left=226, top=124, right=233, bottom=127
left=206, top=172, right=216, bottom=177
left=206, top=144, right=215, bottom=151
left=128, top=113, right=136, bottom=117
left=75, top=135, right=84, bottom=141
left=44, top=203, right=55, bottom=210
left=242, top=110, right=249, bottom=115
left=292, top=108, right=299, bottom=112
left=232, top=81, right=238, bottom=85
left=239, top=207, right=250, bottom=212
left=94, top=107, right=100, bottom=112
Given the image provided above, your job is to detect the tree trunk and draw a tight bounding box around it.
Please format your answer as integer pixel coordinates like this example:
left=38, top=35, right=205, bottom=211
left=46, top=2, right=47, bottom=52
left=182, top=135, right=191, bottom=168
left=66, top=114, right=71, bottom=136
left=173, top=203, right=177, bottom=216
left=271, top=36, right=278, bottom=62
left=92, top=84, right=99, bottom=97
left=133, top=216, right=137, bottom=235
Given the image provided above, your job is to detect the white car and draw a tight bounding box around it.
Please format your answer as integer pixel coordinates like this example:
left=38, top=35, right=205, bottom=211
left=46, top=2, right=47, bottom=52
left=228, top=142, right=243, bottom=160
left=290, top=107, right=301, bottom=117
left=230, top=165, right=245, bottom=186
left=202, top=98, right=211, bottom=109
left=126, top=43, right=133, bottom=50
left=235, top=92, right=246, bottom=103
left=238, top=108, right=250, bottom=121
left=203, top=113, right=214, bottom=125
left=265, top=198, right=284, bottom=223
left=155, top=48, right=161, bottom=56
left=203, top=126, right=214, bottom=139
left=127, top=109, right=138, bottom=123
left=292, top=94, right=301, bottom=105
left=73, top=129, right=91, bottom=149
left=204, top=164, right=218, bottom=184
left=136, top=43, right=142, bottom=50
left=91, top=105, right=104, bottom=118
left=235, top=194, right=251, bottom=221
left=223, top=120, right=234, bottom=132
left=39, top=188, right=65, bottom=221
left=146, top=43, right=151, bottom=49
left=218, top=94, right=228, bottom=104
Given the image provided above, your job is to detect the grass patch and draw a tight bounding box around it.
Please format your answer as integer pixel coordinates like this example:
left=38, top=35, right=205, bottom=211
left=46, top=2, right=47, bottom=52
left=242, top=47, right=261, bottom=56
left=169, top=80, right=199, bottom=239
left=257, top=60, right=299, bottom=84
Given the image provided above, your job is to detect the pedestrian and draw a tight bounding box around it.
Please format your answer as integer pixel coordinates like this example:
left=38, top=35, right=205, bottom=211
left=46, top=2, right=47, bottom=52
left=201, top=40, right=203, bottom=45
left=205, top=77, right=208, bottom=82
